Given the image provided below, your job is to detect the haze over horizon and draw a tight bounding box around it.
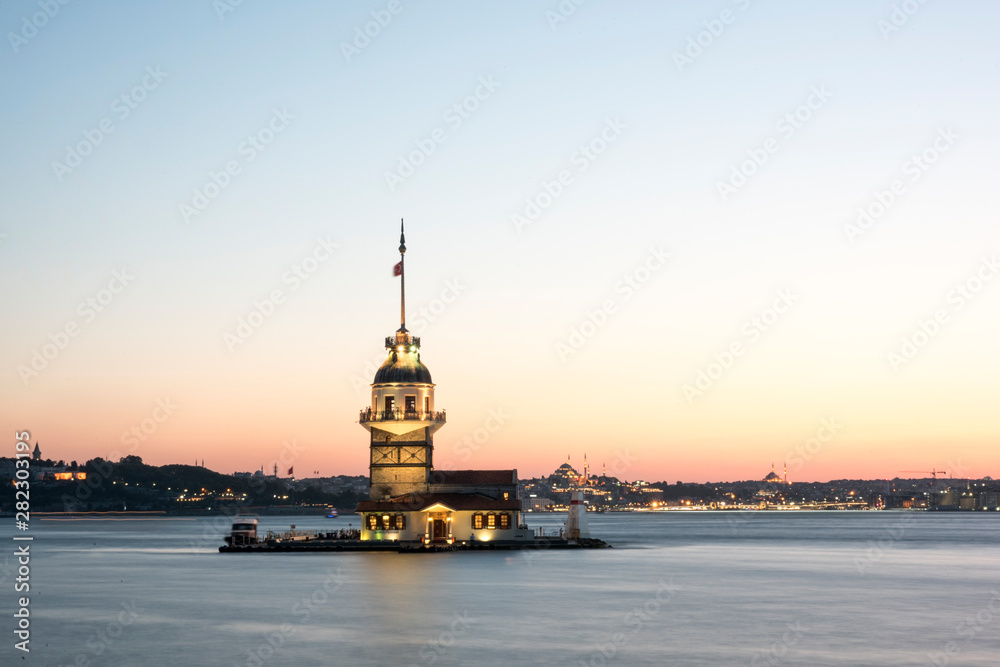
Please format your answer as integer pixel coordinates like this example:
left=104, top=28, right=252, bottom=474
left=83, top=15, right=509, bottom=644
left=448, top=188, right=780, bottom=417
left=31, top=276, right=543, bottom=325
left=3, top=1, right=998, bottom=483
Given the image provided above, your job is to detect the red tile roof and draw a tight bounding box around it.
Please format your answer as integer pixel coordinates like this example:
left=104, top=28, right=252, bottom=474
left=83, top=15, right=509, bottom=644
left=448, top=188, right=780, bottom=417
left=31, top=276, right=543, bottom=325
left=431, top=469, right=516, bottom=485
left=356, top=492, right=520, bottom=513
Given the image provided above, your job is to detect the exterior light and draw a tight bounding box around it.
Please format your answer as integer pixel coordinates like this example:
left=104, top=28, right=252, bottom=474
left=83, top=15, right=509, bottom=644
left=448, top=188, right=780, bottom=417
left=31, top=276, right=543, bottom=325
left=397, top=345, right=404, bottom=352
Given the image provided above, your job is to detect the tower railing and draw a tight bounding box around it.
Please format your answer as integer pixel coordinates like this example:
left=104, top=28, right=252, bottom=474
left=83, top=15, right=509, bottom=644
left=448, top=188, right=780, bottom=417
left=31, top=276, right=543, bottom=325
left=359, top=408, right=446, bottom=424
left=385, top=336, right=421, bottom=348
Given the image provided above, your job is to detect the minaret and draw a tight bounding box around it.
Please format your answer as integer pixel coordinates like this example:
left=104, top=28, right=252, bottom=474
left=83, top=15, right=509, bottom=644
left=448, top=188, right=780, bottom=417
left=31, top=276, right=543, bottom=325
left=360, top=221, right=446, bottom=500
left=783, top=462, right=788, bottom=484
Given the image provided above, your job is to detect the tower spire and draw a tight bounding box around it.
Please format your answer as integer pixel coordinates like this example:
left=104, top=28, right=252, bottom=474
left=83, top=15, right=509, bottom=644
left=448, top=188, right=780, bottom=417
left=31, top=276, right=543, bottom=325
left=398, top=218, right=406, bottom=331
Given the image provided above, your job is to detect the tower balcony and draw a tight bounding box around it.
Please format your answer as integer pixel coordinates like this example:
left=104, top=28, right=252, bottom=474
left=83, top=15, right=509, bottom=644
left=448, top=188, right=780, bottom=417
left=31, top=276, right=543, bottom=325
left=359, top=407, right=446, bottom=436
left=386, top=335, right=420, bottom=349
left=360, top=408, right=445, bottom=424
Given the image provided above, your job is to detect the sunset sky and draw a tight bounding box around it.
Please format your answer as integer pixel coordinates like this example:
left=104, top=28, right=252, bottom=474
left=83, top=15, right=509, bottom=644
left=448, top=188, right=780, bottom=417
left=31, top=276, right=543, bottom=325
left=2, top=1, right=998, bottom=483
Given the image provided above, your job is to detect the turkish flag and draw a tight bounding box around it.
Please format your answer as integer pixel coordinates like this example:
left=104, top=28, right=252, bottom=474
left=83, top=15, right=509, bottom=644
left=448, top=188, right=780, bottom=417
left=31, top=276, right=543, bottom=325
left=287, top=467, right=293, bottom=475
left=393, top=261, right=402, bottom=277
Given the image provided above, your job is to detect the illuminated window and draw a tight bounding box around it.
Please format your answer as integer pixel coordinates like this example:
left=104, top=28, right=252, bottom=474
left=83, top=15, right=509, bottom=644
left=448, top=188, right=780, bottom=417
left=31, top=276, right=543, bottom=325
left=487, top=513, right=496, bottom=530
left=499, top=513, right=510, bottom=530
left=502, top=492, right=510, bottom=500
left=367, top=514, right=378, bottom=530
left=382, top=515, right=390, bottom=529
left=392, top=514, right=406, bottom=530
left=473, top=513, right=483, bottom=529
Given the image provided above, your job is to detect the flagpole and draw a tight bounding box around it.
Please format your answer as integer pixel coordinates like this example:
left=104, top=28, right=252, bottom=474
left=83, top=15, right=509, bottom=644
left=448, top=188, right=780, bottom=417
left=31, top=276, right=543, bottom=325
left=399, top=218, right=406, bottom=331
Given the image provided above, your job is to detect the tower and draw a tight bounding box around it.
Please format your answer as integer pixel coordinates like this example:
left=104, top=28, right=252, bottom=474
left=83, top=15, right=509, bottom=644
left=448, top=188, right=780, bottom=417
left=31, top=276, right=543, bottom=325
left=32, top=442, right=41, bottom=462
left=360, top=221, right=446, bottom=500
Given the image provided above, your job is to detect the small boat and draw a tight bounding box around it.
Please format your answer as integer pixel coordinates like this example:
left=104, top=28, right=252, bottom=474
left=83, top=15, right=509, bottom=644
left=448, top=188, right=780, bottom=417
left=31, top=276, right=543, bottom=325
left=327, top=509, right=339, bottom=518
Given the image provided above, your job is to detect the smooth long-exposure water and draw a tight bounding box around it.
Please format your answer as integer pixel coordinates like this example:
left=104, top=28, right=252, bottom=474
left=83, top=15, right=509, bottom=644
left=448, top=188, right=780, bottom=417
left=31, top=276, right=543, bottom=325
left=2, top=511, right=998, bottom=666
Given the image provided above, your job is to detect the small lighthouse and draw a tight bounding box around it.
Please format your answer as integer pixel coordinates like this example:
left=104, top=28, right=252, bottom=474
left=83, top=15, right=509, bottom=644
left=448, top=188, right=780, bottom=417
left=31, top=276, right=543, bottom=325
left=565, top=489, right=590, bottom=540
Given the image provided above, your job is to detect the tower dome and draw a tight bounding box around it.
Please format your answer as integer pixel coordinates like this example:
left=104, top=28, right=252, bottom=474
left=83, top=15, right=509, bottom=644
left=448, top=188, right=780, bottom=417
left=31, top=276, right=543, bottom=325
left=373, top=339, right=433, bottom=384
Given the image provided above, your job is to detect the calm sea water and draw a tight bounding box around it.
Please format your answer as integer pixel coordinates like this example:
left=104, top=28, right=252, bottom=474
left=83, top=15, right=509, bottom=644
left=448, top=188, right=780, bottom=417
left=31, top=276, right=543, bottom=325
left=2, top=511, right=998, bottom=666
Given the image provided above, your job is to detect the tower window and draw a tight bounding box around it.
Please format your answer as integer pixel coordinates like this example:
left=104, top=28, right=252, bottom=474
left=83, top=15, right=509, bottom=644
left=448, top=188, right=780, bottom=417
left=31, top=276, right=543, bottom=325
left=405, top=395, right=416, bottom=413
left=424, top=397, right=430, bottom=413
left=384, top=396, right=394, bottom=413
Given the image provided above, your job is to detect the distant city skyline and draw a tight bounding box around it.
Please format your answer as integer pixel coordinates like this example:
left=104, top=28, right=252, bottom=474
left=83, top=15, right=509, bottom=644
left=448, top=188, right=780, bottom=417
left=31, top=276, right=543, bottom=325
left=2, top=2, right=999, bottom=483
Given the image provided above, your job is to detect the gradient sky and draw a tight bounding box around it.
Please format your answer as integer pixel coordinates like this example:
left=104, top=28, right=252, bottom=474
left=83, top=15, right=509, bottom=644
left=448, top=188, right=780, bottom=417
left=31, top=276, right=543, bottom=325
left=2, top=1, right=998, bottom=483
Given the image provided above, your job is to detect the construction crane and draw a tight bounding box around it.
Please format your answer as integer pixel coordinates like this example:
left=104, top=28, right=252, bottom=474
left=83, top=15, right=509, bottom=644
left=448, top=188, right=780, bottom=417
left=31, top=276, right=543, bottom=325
left=899, top=469, right=947, bottom=480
